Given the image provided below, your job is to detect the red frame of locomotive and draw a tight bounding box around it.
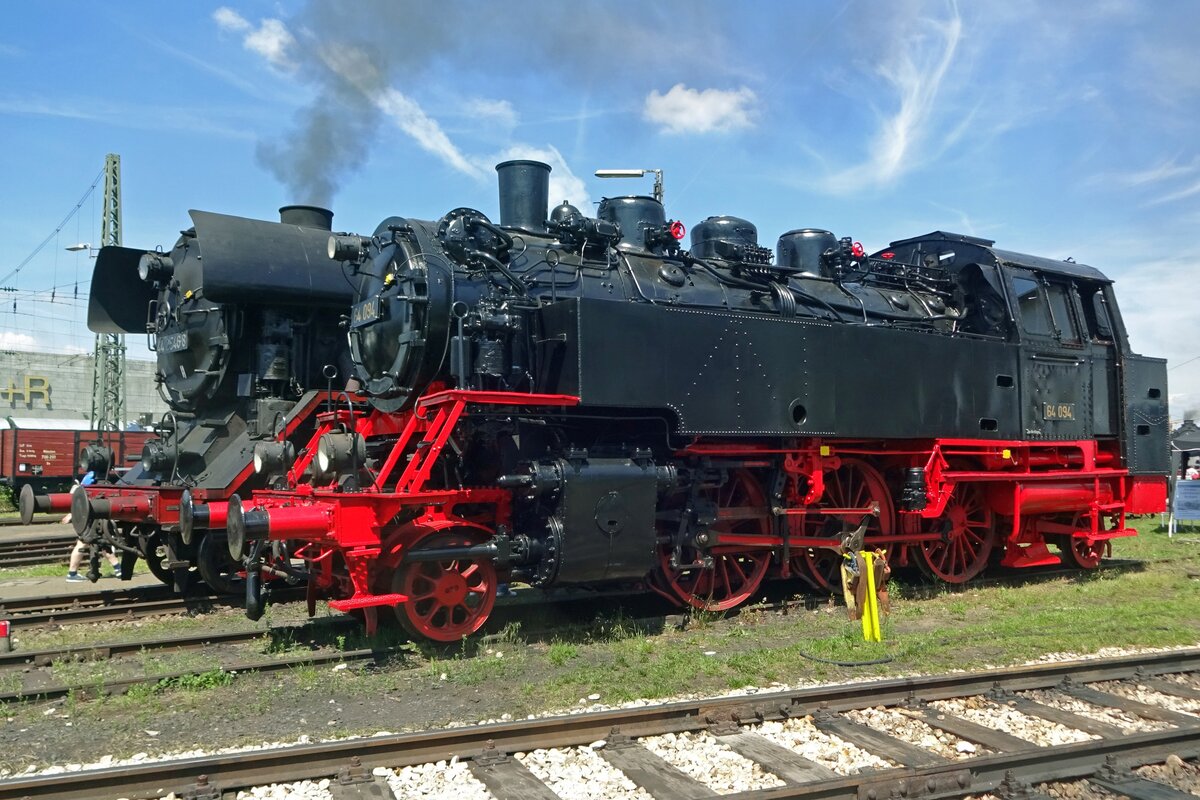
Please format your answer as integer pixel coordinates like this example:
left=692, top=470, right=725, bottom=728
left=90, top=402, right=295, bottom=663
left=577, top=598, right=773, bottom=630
left=231, top=388, right=1166, bottom=638
left=49, top=392, right=340, bottom=531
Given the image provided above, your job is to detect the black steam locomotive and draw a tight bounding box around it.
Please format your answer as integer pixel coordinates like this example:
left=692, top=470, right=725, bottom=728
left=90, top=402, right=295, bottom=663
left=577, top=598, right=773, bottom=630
left=207, top=160, right=1167, bottom=641
left=27, top=206, right=354, bottom=590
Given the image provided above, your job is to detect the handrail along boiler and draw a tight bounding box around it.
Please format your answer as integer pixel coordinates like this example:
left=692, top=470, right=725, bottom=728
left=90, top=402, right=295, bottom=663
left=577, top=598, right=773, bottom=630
left=25, top=206, right=356, bottom=590
left=217, top=159, right=1168, bottom=640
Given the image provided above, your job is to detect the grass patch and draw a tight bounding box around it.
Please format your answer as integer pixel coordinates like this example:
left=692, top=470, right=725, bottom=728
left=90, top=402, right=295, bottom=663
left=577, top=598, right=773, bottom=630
left=547, top=641, right=579, bottom=666
left=130, top=668, right=234, bottom=697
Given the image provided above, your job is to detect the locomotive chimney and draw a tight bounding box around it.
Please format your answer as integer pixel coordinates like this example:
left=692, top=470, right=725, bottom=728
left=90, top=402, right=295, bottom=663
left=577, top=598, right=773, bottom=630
left=279, top=205, right=334, bottom=231
left=496, top=160, right=550, bottom=234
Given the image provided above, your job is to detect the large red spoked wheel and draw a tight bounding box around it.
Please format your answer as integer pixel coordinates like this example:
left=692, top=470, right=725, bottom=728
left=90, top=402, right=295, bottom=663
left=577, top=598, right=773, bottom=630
left=913, top=482, right=995, bottom=583
left=790, top=459, right=895, bottom=592
left=657, top=469, right=772, bottom=611
left=1052, top=514, right=1106, bottom=570
left=392, top=529, right=497, bottom=642
left=1056, top=535, right=1104, bottom=569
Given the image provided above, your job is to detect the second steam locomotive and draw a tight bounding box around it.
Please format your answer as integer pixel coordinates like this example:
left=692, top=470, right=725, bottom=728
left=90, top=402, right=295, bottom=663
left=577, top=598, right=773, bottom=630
left=27, top=205, right=354, bottom=590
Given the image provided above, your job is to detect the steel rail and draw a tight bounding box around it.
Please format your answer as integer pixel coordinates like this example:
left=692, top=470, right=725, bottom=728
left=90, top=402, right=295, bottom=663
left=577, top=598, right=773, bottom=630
left=0, top=586, right=307, bottom=627
left=0, top=619, right=361, bottom=703
left=719, top=727, right=1200, bottom=800
left=0, top=533, right=77, bottom=567
left=0, top=515, right=60, bottom=528
left=0, top=584, right=178, bottom=613
left=0, top=648, right=1196, bottom=800
left=0, top=646, right=384, bottom=705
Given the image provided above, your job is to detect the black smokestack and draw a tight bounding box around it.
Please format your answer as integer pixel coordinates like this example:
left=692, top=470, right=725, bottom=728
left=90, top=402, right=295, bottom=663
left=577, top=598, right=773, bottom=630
left=496, top=160, right=550, bottom=234
left=279, top=205, right=334, bottom=231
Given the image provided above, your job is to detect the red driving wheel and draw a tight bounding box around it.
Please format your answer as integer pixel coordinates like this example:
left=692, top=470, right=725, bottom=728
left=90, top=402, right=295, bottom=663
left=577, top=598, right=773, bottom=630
left=790, top=459, right=895, bottom=592
left=392, top=528, right=497, bottom=642
left=913, top=482, right=995, bottom=584
left=657, top=469, right=772, bottom=611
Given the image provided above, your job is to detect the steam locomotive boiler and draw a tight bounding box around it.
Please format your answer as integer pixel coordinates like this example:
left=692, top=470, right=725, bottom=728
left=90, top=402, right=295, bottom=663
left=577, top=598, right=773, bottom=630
left=223, top=160, right=1169, bottom=640
left=25, top=206, right=355, bottom=591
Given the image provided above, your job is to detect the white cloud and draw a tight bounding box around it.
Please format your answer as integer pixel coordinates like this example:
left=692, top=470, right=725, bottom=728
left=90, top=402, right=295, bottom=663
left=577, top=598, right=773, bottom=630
left=1148, top=178, right=1200, bottom=206
left=1108, top=157, right=1200, bottom=188
left=465, top=98, right=518, bottom=128
left=1107, top=255, right=1200, bottom=418
left=375, top=89, right=482, bottom=178
left=212, top=7, right=251, bottom=32
left=1092, top=157, right=1200, bottom=207
left=820, top=2, right=963, bottom=191
left=320, top=45, right=480, bottom=178
left=0, top=332, right=37, bottom=351
left=214, top=9, right=296, bottom=71
left=244, top=19, right=297, bottom=71
left=643, top=84, right=757, bottom=134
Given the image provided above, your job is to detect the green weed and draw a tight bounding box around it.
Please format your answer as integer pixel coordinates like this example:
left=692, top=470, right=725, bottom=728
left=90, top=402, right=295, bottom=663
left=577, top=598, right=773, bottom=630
left=547, top=641, right=579, bottom=666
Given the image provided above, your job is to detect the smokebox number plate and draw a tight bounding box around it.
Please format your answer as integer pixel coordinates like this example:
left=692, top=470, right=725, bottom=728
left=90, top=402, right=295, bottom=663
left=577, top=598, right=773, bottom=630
left=157, top=332, right=189, bottom=353
left=350, top=297, right=383, bottom=329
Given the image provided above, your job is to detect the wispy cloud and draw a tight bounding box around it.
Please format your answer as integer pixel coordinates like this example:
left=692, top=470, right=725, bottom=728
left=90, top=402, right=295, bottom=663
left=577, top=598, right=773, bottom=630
left=464, top=98, right=518, bottom=129
left=375, top=88, right=482, bottom=178
left=0, top=96, right=257, bottom=140
left=818, top=0, right=963, bottom=191
left=319, top=45, right=481, bottom=179
left=0, top=44, right=22, bottom=58
left=1091, top=157, right=1200, bottom=206
left=1149, top=178, right=1200, bottom=206
left=643, top=84, right=757, bottom=135
left=135, top=30, right=286, bottom=103
left=1104, top=157, right=1200, bottom=188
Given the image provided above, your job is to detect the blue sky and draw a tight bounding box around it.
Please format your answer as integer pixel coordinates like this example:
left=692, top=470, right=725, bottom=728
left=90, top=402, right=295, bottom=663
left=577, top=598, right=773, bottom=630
left=1, top=0, right=1197, bottom=420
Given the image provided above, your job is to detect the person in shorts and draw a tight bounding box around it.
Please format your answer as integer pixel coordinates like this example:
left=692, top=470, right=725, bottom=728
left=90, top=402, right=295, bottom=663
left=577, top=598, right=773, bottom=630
left=65, top=470, right=121, bottom=582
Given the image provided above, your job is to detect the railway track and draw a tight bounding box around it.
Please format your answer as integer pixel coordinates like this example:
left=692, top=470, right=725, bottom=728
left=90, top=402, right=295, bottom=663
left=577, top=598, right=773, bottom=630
left=0, top=584, right=307, bottom=627
left=0, top=619, right=374, bottom=704
left=1, top=647, right=1197, bottom=800
left=0, top=531, right=76, bottom=567
left=0, top=515, right=62, bottom=528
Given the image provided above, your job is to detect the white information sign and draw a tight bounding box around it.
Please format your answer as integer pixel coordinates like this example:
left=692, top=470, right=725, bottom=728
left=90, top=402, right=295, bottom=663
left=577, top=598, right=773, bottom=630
left=1169, top=479, right=1200, bottom=535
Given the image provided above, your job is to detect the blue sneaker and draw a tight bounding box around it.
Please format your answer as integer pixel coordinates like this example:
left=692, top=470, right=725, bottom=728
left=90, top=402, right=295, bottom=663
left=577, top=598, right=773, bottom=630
left=66, top=572, right=86, bottom=582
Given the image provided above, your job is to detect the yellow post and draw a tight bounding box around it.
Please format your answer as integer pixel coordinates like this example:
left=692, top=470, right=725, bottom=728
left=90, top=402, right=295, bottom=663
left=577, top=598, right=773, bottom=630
left=860, top=550, right=882, bottom=642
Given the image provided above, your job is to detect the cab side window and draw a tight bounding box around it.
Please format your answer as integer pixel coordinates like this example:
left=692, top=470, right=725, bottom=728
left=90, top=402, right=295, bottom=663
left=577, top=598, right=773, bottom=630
left=1044, top=282, right=1081, bottom=344
left=1012, top=275, right=1052, bottom=336
left=1077, top=284, right=1114, bottom=342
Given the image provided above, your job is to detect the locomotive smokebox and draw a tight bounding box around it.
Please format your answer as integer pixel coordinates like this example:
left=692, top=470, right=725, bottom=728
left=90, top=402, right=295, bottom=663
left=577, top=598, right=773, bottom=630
left=279, top=205, right=334, bottom=231
left=776, top=228, right=837, bottom=276
left=496, top=160, right=551, bottom=233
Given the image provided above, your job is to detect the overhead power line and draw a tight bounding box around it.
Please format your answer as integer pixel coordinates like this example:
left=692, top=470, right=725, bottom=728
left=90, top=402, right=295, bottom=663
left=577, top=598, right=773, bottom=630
left=1169, top=354, right=1200, bottom=371
left=0, top=166, right=105, bottom=288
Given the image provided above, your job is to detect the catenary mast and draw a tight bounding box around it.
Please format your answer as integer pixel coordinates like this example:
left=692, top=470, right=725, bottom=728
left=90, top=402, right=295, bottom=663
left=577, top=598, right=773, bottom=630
left=91, top=153, right=125, bottom=430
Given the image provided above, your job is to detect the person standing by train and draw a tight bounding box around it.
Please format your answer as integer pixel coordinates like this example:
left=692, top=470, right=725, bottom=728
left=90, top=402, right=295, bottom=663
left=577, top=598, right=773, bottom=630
left=1187, top=462, right=1200, bottom=480
left=65, top=470, right=121, bottom=582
